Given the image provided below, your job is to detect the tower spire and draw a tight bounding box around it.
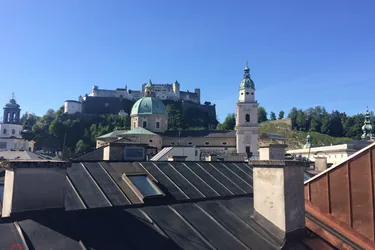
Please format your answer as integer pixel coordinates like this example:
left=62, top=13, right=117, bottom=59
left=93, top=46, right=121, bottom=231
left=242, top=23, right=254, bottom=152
left=361, top=106, right=374, bottom=140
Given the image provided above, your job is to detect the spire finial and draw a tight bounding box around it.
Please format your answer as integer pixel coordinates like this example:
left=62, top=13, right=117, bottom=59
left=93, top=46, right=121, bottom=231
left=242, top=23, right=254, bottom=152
left=245, top=60, right=248, bottom=67
left=11, top=92, right=15, bottom=100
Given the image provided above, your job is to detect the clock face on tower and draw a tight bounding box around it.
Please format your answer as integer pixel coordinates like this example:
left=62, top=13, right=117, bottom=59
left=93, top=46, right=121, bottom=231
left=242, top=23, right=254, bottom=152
left=244, top=134, right=252, bottom=144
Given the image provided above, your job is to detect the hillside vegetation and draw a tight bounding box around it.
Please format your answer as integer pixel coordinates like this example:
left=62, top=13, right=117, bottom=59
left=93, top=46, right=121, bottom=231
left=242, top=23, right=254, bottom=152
left=259, top=121, right=352, bottom=150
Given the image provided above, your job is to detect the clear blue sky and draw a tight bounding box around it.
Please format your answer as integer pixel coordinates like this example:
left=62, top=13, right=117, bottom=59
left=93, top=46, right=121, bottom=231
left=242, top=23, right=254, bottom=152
left=1, top=0, right=374, bottom=122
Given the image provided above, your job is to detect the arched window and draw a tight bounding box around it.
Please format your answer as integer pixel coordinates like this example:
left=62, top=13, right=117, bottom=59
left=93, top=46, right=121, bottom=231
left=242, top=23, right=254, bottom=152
left=245, top=114, right=250, bottom=122
left=156, top=121, right=160, bottom=129
left=133, top=122, right=136, bottom=128
left=142, top=121, right=147, bottom=128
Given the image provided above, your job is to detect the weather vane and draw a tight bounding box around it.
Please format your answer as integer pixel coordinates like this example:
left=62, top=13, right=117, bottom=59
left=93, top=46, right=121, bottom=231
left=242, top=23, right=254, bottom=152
left=245, top=60, right=248, bottom=67
left=11, top=92, right=15, bottom=100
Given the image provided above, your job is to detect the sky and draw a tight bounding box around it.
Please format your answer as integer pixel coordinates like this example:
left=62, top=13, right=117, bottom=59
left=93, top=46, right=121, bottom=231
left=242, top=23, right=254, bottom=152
left=0, top=0, right=374, bottom=122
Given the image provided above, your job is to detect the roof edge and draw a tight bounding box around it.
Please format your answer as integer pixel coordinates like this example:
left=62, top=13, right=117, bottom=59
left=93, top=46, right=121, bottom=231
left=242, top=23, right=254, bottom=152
left=304, top=141, right=375, bottom=184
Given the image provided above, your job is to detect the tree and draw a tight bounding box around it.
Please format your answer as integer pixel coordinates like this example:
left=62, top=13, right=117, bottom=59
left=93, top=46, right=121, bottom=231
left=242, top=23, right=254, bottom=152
left=288, top=107, right=298, bottom=129
left=75, top=139, right=91, bottom=155
left=166, top=104, right=184, bottom=130
left=217, top=113, right=235, bottom=130
left=296, top=109, right=307, bottom=131
left=278, top=110, right=285, bottom=120
left=270, top=112, right=276, bottom=121
left=258, top=106, right=268, bottom=123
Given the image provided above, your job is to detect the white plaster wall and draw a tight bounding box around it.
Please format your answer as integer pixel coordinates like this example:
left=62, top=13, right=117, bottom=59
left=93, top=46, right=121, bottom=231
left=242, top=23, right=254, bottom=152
left=0, top=138, right=34, bottom=152
left=0, top=124, right=22, bottom=139
left=64, top=101, right=82, bottom=114
left=253, top=167, right=286, bottom=230
left=238, top=88, right=255, bottom=102
left=158, top=147, right=200, bottom=161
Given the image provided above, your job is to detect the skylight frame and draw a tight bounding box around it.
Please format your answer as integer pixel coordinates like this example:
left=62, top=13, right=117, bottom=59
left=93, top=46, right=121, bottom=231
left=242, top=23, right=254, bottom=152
left=122, top=173, right=164, bottom=202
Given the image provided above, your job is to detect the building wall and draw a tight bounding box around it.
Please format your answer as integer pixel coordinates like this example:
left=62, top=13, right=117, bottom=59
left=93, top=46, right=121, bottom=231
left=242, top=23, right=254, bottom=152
left=131, top=114, right=168, bottom=133
left=162, top=135, right=236, bottom=148
left=287, top=144, right=357, bottom=165
left=122, top=134, right=163, bottom=150
left=0, top=124, right=23, bottom=139
left=0, top=138, right=35, bottom=152
left=64, top=101, right=82, bottom=114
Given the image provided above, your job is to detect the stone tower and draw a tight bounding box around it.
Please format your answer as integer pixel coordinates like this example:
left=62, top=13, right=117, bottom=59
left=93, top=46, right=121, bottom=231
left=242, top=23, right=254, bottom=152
left=361, top=107, right=374, bottom=140
left=235, top=61, right=259, bottom=157
left=3, top=94, right=21, bottom=124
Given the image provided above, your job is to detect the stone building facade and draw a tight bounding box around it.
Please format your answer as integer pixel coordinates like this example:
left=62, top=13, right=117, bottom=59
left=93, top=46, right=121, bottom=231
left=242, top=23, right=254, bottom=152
left=96, top=62, right=260, bottom=159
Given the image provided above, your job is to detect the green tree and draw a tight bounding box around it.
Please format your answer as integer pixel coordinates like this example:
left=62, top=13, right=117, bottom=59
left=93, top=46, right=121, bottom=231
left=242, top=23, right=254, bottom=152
left=296, top=109, right=306, bottom=131
left=258, top=106, right=268, bottom=123
left=217, top=113, right=236, bottom=130
left=288, top=107, right=298, bottom=129
left=75, top=139, right=92, bottom=155
left=278, top=110, right=285, bottom=120
left=166, top=104, right=184, bottom=130
left=270, top=112, right=276, bottom=121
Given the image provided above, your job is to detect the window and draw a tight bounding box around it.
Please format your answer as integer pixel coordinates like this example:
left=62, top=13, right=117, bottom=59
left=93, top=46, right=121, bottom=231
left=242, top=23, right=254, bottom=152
left=204, top=142, right=209, bottom=145
left=133, top=122, right=136, bottom=128
left=12, top=129, right=15, bottom=135
left=149, top=139, right=153, bottom=143
left=156, top=121, right=160, bottom=129
left=241, top=92, right=244, bottom=95
left=222, top=142, right=227, bottom=145
left=251, top=92, right=254, bottom=95
left=3, top=129, right=6, bottom=135
left=188, top=142, right=193, bottom=145
left=170, top=142, right=175, bottom=145
left=142, top=121, right=147, bottom=128
left=127, top=175, right=162, bottom=197
left=195, top=150, right=198, bottom=156
left=246, top=146, right=251, bottom=153
left=246, top=92, right=249, bottom=95
left=245, top=114, right=250, bottom=122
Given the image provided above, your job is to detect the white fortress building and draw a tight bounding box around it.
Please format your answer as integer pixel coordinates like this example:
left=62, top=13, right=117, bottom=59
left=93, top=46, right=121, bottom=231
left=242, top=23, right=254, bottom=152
left=64, top=79, right=201, bottom=115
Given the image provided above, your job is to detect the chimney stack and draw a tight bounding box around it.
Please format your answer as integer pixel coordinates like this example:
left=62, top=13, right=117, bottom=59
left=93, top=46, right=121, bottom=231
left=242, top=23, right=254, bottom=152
left=1, top=160, right=71, bottom=217
left=251, top=160, right=305, bottom=242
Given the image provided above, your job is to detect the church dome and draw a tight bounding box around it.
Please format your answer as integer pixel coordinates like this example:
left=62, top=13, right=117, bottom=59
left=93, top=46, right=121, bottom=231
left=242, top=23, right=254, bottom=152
left=240, top=78, right=255, bottom=89
left=130, top=97, right=168, bottom=116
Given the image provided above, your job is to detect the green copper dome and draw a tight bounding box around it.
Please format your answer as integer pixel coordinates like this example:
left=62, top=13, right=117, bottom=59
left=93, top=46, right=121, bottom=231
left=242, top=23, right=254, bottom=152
left=130, top=97, right=168, bottom=116
left=239, top=61, right=255, bottom=89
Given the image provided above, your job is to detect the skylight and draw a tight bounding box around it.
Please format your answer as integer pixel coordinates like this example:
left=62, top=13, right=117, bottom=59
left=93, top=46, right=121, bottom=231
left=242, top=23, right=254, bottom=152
left=127, top=175, right=162, bottom=197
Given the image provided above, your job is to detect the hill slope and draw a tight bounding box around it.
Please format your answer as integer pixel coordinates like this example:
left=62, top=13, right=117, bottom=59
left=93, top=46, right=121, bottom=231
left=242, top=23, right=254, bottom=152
left=259, top=121, right=352, bottom=150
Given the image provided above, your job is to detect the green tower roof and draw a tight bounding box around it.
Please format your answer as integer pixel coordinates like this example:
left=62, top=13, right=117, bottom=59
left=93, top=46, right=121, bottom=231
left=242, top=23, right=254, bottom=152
left=239, top=61, right=255, bottom=89
left=130, top=97, right=168, bottom=116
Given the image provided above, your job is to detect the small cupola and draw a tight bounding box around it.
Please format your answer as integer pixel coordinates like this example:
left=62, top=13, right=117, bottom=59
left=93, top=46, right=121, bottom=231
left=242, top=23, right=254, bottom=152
left=239, top=61, right=255, bottom=90
left=21, top=112, right=35, bottom=141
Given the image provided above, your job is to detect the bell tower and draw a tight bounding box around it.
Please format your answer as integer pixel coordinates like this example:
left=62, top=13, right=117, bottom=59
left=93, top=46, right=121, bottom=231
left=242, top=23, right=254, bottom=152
left=235, top=61, right=259, bottom=158
left=3, top=93, right=21, bottom=124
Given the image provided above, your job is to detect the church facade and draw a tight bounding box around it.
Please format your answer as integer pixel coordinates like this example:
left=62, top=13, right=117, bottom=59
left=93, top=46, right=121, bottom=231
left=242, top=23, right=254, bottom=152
left=96, top=62, right=260, bottom=159
left=0, top=97, right=35, bottom=152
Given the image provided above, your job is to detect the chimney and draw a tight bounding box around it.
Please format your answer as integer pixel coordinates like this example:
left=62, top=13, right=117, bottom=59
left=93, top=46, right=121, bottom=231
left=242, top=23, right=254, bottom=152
left=251, top=160, right=305, bottom=243
left=259, top=144, right=286, bottom=161
left=314, top=156, right=327, bottom=172
left=1, top=160, right=71, bottom=217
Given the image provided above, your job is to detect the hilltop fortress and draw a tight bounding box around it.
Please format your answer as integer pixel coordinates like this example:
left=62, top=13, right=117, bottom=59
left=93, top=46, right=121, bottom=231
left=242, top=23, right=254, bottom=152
left=64, top=79, right=217, bottom=128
